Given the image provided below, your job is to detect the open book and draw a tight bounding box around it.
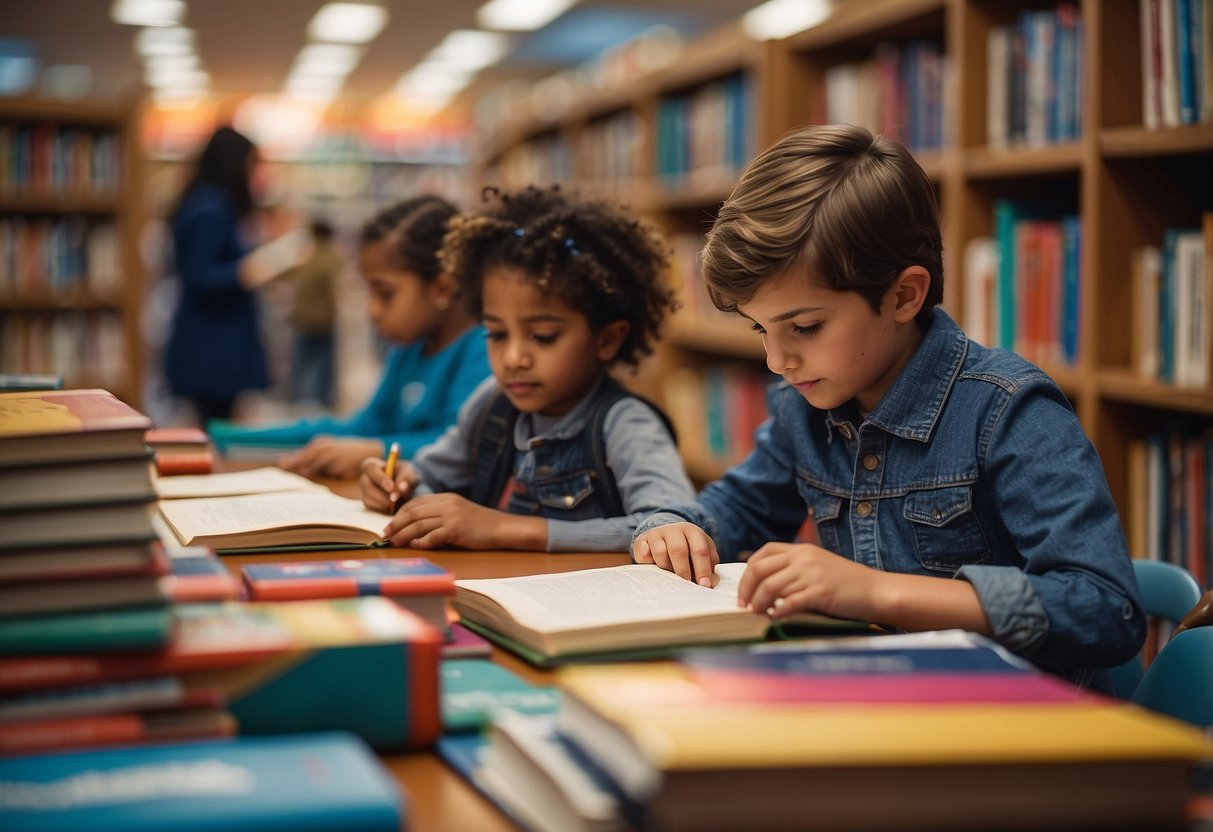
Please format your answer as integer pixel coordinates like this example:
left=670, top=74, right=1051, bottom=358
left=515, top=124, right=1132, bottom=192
left=153, top=466, right=328, bottom=499
left=452, top=563, right=865, bottom=665
left=157, top=490, right=390, bottom=551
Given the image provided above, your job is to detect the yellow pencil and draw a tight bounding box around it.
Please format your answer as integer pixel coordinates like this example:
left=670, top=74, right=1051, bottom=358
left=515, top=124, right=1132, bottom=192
left=384, top=441, right=400, bottom=480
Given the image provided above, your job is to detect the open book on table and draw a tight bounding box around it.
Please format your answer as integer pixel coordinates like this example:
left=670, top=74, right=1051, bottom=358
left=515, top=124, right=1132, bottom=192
left=452, top=563, right=868, bottom=665
left=157, top=489, right=391, bottom=552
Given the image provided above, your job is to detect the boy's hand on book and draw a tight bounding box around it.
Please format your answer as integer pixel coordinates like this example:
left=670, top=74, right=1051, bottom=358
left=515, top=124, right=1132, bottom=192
left=280, top=437, right=385, bottom=479
left=360, top=456, right=419, bottom=514
left=382, top=494, right=541, bottom=550
left=738, top=542, right=878, bottom=621
left=632, top=522, right=720, bottom=587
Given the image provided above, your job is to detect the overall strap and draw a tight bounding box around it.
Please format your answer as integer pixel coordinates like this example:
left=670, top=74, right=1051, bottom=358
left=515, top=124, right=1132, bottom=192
left=468, top=391, right=519, bottom=507
left=585, top=377, right=678, bottom=518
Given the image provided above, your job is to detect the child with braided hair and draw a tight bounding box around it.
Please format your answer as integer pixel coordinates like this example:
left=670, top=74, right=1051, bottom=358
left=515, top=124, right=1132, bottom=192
left=210, top=195, right=491, bottom=478
left=359, top=185, right=695, bottom=552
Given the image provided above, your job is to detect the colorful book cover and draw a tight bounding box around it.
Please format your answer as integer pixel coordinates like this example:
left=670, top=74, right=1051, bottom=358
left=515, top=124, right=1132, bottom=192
left=0, top=605, right=173, bottom=655
left=0, top=732, right=405, bottom=832
left=242, top=557, right=454, bottom=601
left=0, top=388, right=152, bottom=467
left=163, top=547, right=241, bottom=603
left=442, top=622, right=493, bottom=660
left=440, top=659, right=561, bottom=733
left=0, top=598, right=443, bottom=751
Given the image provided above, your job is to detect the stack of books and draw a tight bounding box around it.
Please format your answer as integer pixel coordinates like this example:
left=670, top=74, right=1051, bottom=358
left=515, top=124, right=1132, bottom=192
left=460, top=631, right=1213, bottom=832
left=145, top=425, right=215, bottom=476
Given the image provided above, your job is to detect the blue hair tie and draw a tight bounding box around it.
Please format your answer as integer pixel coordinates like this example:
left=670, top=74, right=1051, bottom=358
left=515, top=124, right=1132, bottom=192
left=513, top=227, right=526, bottom=237
left=564, top=237, right=580, bottom=256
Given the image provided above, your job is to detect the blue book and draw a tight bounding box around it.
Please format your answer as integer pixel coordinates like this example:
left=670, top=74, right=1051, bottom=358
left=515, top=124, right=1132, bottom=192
left=1177, top=0, right=1198, bottom=123
left=1060, top=214, right=1082, bottom=365
left=0, top=732, right=404, bottom=832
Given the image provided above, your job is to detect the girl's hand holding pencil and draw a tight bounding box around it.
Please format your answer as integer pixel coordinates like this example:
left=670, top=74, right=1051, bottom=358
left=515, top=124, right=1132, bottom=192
left=360, top=443, right=420, bottom=514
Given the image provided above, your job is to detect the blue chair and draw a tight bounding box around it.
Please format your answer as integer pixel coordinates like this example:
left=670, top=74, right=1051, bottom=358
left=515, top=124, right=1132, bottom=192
left=1106, top=559, right=1203, bottom=700
left=1131, top=625, right=1213, bottom=727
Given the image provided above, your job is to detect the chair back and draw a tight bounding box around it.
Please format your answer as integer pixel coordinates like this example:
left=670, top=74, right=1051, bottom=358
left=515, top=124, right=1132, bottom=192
left=1131, top=626, right=1213, bottom=728
left=1106, top=560, right=1203, bottom=699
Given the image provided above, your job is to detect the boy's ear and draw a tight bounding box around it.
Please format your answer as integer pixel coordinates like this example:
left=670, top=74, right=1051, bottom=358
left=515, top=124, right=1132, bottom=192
left=595, top=320, right=631, bottom=362
left=889, top=266, right=930, bottom=323
left=431, top=272, right=457, bottom=305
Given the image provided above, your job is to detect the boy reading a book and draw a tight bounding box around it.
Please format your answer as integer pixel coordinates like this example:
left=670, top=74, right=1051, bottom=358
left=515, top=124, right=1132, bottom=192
left=360, top=186, right=695, bottom=552
left=632, top=125, right=1144, bottom=691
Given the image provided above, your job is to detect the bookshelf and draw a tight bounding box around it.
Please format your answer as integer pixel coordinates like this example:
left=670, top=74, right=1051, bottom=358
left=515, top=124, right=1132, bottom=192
left=475, top=0, right=1213, bottom=583
left=0, top=97, right=145, bottom=407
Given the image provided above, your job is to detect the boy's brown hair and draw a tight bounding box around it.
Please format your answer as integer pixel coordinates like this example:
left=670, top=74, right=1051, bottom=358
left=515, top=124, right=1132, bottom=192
left=701, top=124, right=943, bottom=327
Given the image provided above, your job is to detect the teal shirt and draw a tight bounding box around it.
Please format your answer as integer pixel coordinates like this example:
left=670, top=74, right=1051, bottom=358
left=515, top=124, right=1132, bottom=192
left=209, top=326, right=491, bottom=457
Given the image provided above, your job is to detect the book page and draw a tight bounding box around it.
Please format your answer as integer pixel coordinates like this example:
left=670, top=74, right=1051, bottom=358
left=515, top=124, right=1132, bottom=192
left=155, top=467, right=327, bottom=499
left=456, top=565, right=745, bottom=631
left=158, top=491, right=386, bottom=544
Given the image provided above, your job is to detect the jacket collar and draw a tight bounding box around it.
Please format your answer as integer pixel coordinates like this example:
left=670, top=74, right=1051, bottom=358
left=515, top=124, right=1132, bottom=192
left=827, top=307, right=968, bottom=443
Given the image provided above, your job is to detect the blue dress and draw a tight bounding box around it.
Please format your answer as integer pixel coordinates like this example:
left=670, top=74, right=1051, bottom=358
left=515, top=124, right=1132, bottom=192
left=165, top=184, right=268, bottom=399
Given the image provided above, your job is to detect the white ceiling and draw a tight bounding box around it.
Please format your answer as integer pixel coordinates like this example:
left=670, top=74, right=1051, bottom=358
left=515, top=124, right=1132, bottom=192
left=0, top=1, right=762, bottom=114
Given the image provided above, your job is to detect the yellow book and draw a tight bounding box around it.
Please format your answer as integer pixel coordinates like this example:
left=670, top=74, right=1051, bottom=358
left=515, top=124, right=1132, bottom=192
left=557, top=663, right=1213, bottom=832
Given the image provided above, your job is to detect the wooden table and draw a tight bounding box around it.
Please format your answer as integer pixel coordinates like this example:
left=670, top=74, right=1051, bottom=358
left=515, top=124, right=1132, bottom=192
left=221, top=538, right=630, bottom=831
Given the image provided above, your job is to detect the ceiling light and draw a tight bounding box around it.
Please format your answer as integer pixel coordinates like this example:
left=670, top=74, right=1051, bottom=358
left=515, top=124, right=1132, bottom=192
left=144, top=53, right=198, bottom=72
left=292, top=43, right=362, bottom=76
left=110, top=0, right=185, bottom=27
left=307, top=3, right=389, bottom=44
left=429, top=30, right=510, bottom=72
left=476, top=0, right=576, bottom=32
left=135, top=27, right=195, bottom=57
left=742, top=0, right=830, bottom=41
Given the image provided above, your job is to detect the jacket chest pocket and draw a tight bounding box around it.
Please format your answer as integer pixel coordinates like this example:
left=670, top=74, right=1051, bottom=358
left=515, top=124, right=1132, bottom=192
left=507, top=470, right=602, bottom=520
left=798, top=482, right=844, bottom=553
left=902, top=485, right=990, bottom=574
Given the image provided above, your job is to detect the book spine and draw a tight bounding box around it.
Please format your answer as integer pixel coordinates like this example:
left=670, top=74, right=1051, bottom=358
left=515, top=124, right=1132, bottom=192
left=0, top=708, right=236, bottom=755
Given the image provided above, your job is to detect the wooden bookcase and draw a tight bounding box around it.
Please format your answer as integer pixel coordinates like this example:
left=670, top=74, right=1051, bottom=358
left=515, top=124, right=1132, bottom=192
left=0, top=97, right=145, bottom=408
left=474, top=0, right=1213, bottom=580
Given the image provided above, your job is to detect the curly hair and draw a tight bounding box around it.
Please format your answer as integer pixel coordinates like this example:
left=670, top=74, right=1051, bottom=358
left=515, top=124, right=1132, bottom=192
left=360, top=194, right=458, bottom=283
left=440, top=185, right=677, bottom=368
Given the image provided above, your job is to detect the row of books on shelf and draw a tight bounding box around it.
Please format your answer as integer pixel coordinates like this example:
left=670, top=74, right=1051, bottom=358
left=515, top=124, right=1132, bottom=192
left=820, top=40, right=949, bottom=154
left=664, top=365, right=768, bottom=466
left=494, top=132, right=576, bottom=190
left=1, top=311, right=126, bottom=389
left=1129, top=426, right=1213, bottom=589
left=1140, top=0, right=1213, bottom=129
left=655, top=70, right=752, bottom=186
left=580, top=110, right=644, bottom=186
left=1130, top=215, right=1213, bottom=387
left=962, top=202, right=1081, bottom=367
left=0, top=124, right=122, bottom=197
left=0, top=215, right=120, bottom=297
left=987, top=3, right=1083, bottom=149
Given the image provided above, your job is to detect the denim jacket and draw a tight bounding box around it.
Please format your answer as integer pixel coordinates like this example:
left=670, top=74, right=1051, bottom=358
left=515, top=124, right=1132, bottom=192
left=414, top=376, right=696, bottom=552
left=635, top=309, right=1145, bottom=689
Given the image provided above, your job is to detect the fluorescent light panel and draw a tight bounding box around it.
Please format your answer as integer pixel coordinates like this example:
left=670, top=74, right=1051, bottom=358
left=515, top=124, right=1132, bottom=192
left=476, top=0, right=576, bottom=32
left=135, top=26, right=194, bottom=57
left=111, top=0, right=185, bottom=27
left=307, top=3, right=388, bottom=44
left=430, top=30, right=510, bottom=72
left=742, top=0, right=830, bottom=41
left=292, top=43, right=362, bottom=76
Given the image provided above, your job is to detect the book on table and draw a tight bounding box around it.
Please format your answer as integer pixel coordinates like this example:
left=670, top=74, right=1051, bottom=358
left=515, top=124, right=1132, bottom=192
left=0, top=538, right=166, bottom=584
left=0, top=454, right=157, bottom=512
left=145, top=426, right=214, bottom=476
left=0, top=499, right=158, bottom=550
left=153, top=466, right=327, bottom=499
left=242, top=557, right=454, bottom=635
left=0, top=597, right=444, bottom=751
left=451, top=562, right=866, bottom=665
left=554, top=658, right=1213, bottom=832
left=0, top=706, right=236, bottom=756
left=439, top=659, right=561, bottom=733
left=157, top=489, right=392, bottom=551
left=0, top=732, right=406, bottom=832
left=0, top=388, right=152, bottom=466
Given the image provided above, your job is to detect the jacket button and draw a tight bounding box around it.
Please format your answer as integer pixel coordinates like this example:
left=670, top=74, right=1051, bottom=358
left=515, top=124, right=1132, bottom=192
left=862, top=454, right=879, bottom=470
left=855, top=501, right=872, bottom=517
left=562, top=495, right=575, bottom=507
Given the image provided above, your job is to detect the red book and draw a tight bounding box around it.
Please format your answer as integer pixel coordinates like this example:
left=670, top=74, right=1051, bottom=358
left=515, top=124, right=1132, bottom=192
left=146, top=427, right=215, bottom=476
left=154, top=450, right=215, bottom=476
left=0, top=708, right=236, bottom=756
left=162, top=547, right=241, bottom=603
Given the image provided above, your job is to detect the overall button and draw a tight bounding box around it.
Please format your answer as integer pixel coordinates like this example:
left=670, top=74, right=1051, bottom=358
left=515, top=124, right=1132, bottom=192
left=855, top=501, right=873, bottom=518
left=862, top=454, right=879, bottom=470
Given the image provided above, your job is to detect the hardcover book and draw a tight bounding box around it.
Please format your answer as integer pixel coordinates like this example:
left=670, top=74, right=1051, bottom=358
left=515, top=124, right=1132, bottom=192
left=0, top=605, right=174, bottom=655
left=0, top=538, right=166, bottom=585
left=0, top=598, right=444, bottom=750
left=0, top=732, right=405, bottom=832
left=0, top=388, right=152, bottom=468
left=556, top=663, right=1213, bottom=832
left=0, top=454, right=156, bottom=512
left=452, top=563, right=865, bottom=665
left=440, top=659, right=561, bottom=733
left=242, top=557, right=453, bottom=634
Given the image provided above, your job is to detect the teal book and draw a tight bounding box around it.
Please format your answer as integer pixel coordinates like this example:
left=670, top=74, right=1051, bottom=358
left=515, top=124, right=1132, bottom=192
left=993, top=199, right=1051, bottom=352
left=0, top=732, right=404, bottom=832
left=0, top=606, right=172, bottom=655
left=440, top=659, right=561, bottom=733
